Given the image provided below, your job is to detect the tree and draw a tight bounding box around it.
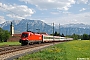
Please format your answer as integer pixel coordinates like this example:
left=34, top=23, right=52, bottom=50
left=0, top=28, right=3, bottom=42
left=61, top=33, right=65, bottom=37
left=54, top=31, right=57, bottom=36
left=0, top=28, right=10, bottom=42
left=89, top=35, right=90, bottom=40
left=65, top=33, right=90, bottom=40
left=54, top=31, right=60, bottom=36
left=82, top=34, right=89, bottom=40
left=71, top=33, right=79, bottom=40
left=3, top=30, right=10, bottom=42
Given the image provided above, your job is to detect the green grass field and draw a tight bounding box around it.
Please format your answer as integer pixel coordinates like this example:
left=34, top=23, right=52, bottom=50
left=0, top=42, right=21, bottom=46
left=16, top=40, right=90, bottom=60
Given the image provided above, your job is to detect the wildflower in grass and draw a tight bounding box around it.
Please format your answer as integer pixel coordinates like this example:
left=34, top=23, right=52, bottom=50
left=52, top=48, right=61, bottom=53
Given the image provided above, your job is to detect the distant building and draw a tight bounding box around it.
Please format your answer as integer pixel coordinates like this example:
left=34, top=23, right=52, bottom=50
left=8, top=34, right=21, bottom=42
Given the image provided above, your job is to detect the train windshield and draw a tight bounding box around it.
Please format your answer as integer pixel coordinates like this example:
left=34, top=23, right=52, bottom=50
left=21, top=33, right=28, bottom=37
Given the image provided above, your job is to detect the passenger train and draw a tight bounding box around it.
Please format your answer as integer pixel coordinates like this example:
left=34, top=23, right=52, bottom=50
left=19, top=31, right=73, bottom=45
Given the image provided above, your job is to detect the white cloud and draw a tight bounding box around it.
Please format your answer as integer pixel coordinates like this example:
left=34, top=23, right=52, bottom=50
left=0, top=16, right=6, bottom=24
left=76, top=0, right=89, bottom=4
left=19, top=0, right=75, bottom=10
left=62, top=11, right=71, bottom=14
left=44, top=12, right=90, bottom=25
left=50, top=12, right=59, bottom=15
left=0, top=3, right=34, bottom=19
left=79, top=8, right=86, bottom=11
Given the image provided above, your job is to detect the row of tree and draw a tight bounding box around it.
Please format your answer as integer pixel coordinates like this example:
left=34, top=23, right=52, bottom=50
left=0, top=28, right=10, bottom=42
left=67, top=33, right=90, bottom=40
left=52, top=31, right=90, bottom=40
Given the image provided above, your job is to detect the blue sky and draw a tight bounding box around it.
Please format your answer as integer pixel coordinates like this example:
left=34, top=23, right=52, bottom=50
left=0, top=0, right=90, bottom=25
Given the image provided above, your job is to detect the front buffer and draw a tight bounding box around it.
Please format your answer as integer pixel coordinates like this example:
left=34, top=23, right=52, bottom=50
left=19, top=39, right=28, bottom=46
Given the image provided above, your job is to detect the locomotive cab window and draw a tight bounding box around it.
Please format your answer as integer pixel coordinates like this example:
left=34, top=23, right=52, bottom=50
left=21, top=33, right=28, bottom=37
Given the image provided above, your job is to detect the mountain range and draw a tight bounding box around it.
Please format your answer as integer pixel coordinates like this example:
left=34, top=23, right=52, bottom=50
left=0, top=19, right=90, bottom=35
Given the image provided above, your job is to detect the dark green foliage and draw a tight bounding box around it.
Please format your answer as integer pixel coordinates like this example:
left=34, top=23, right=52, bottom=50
left=67, top=33, right=90, bottom=40
left=54, top=31, right=58, bottom=36
left=71, top=33, right=80, bottom=40
left=50, top=31, right=60, bottom=36
left=82, top=34, right=89, bottom=40
left=0, top=28, right=10, bottom=42
left=54, top=31, right=60, bottom=36
left=61, top=33, right=65, bottom=37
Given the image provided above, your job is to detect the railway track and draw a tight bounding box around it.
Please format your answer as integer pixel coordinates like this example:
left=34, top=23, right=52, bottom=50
left=0, top=43, right=50, bottom=55
left=0, top=42, right=62, bottom=60
left=0, top=46, right=25, bottom=55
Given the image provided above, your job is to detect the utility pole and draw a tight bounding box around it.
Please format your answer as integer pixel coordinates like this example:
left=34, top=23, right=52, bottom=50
left=27, top=23, right=28, bottom=32
left=53, top=23, right=54, bottom=41
left=59, top=24, right=60, bottom=36
left=66, top=29, right=67, bottom=39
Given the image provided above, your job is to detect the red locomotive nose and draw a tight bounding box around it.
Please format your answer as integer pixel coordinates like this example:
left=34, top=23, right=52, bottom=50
left=21, top=38, right=26, bottom=40
left=21, top=33, right=28, bottom=39
left=21, top=37, right=28, bottom=40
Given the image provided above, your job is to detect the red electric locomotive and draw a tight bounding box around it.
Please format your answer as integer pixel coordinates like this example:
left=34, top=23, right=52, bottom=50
left=19, top=31, right=43, bottom=45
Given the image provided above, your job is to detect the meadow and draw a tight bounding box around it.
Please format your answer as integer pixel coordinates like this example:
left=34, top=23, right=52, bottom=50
left=0, top=42, right=21, bottom=46
left=16, top=40, right=90, bottom=60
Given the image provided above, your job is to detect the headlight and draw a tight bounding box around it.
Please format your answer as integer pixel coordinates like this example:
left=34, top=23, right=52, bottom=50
left=26, top=38, right=28, bottom=40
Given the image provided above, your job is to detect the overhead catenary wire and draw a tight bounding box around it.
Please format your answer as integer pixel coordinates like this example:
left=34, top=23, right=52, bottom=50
left=0, top=5, right=23, bottom=18
left=0, top=5, right=25, bottom=33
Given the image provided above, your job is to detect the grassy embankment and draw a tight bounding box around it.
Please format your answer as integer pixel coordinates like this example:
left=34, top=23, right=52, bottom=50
left=17, top=40, right=90, bottom=60
left=0, top=42, right=21, bottom=46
